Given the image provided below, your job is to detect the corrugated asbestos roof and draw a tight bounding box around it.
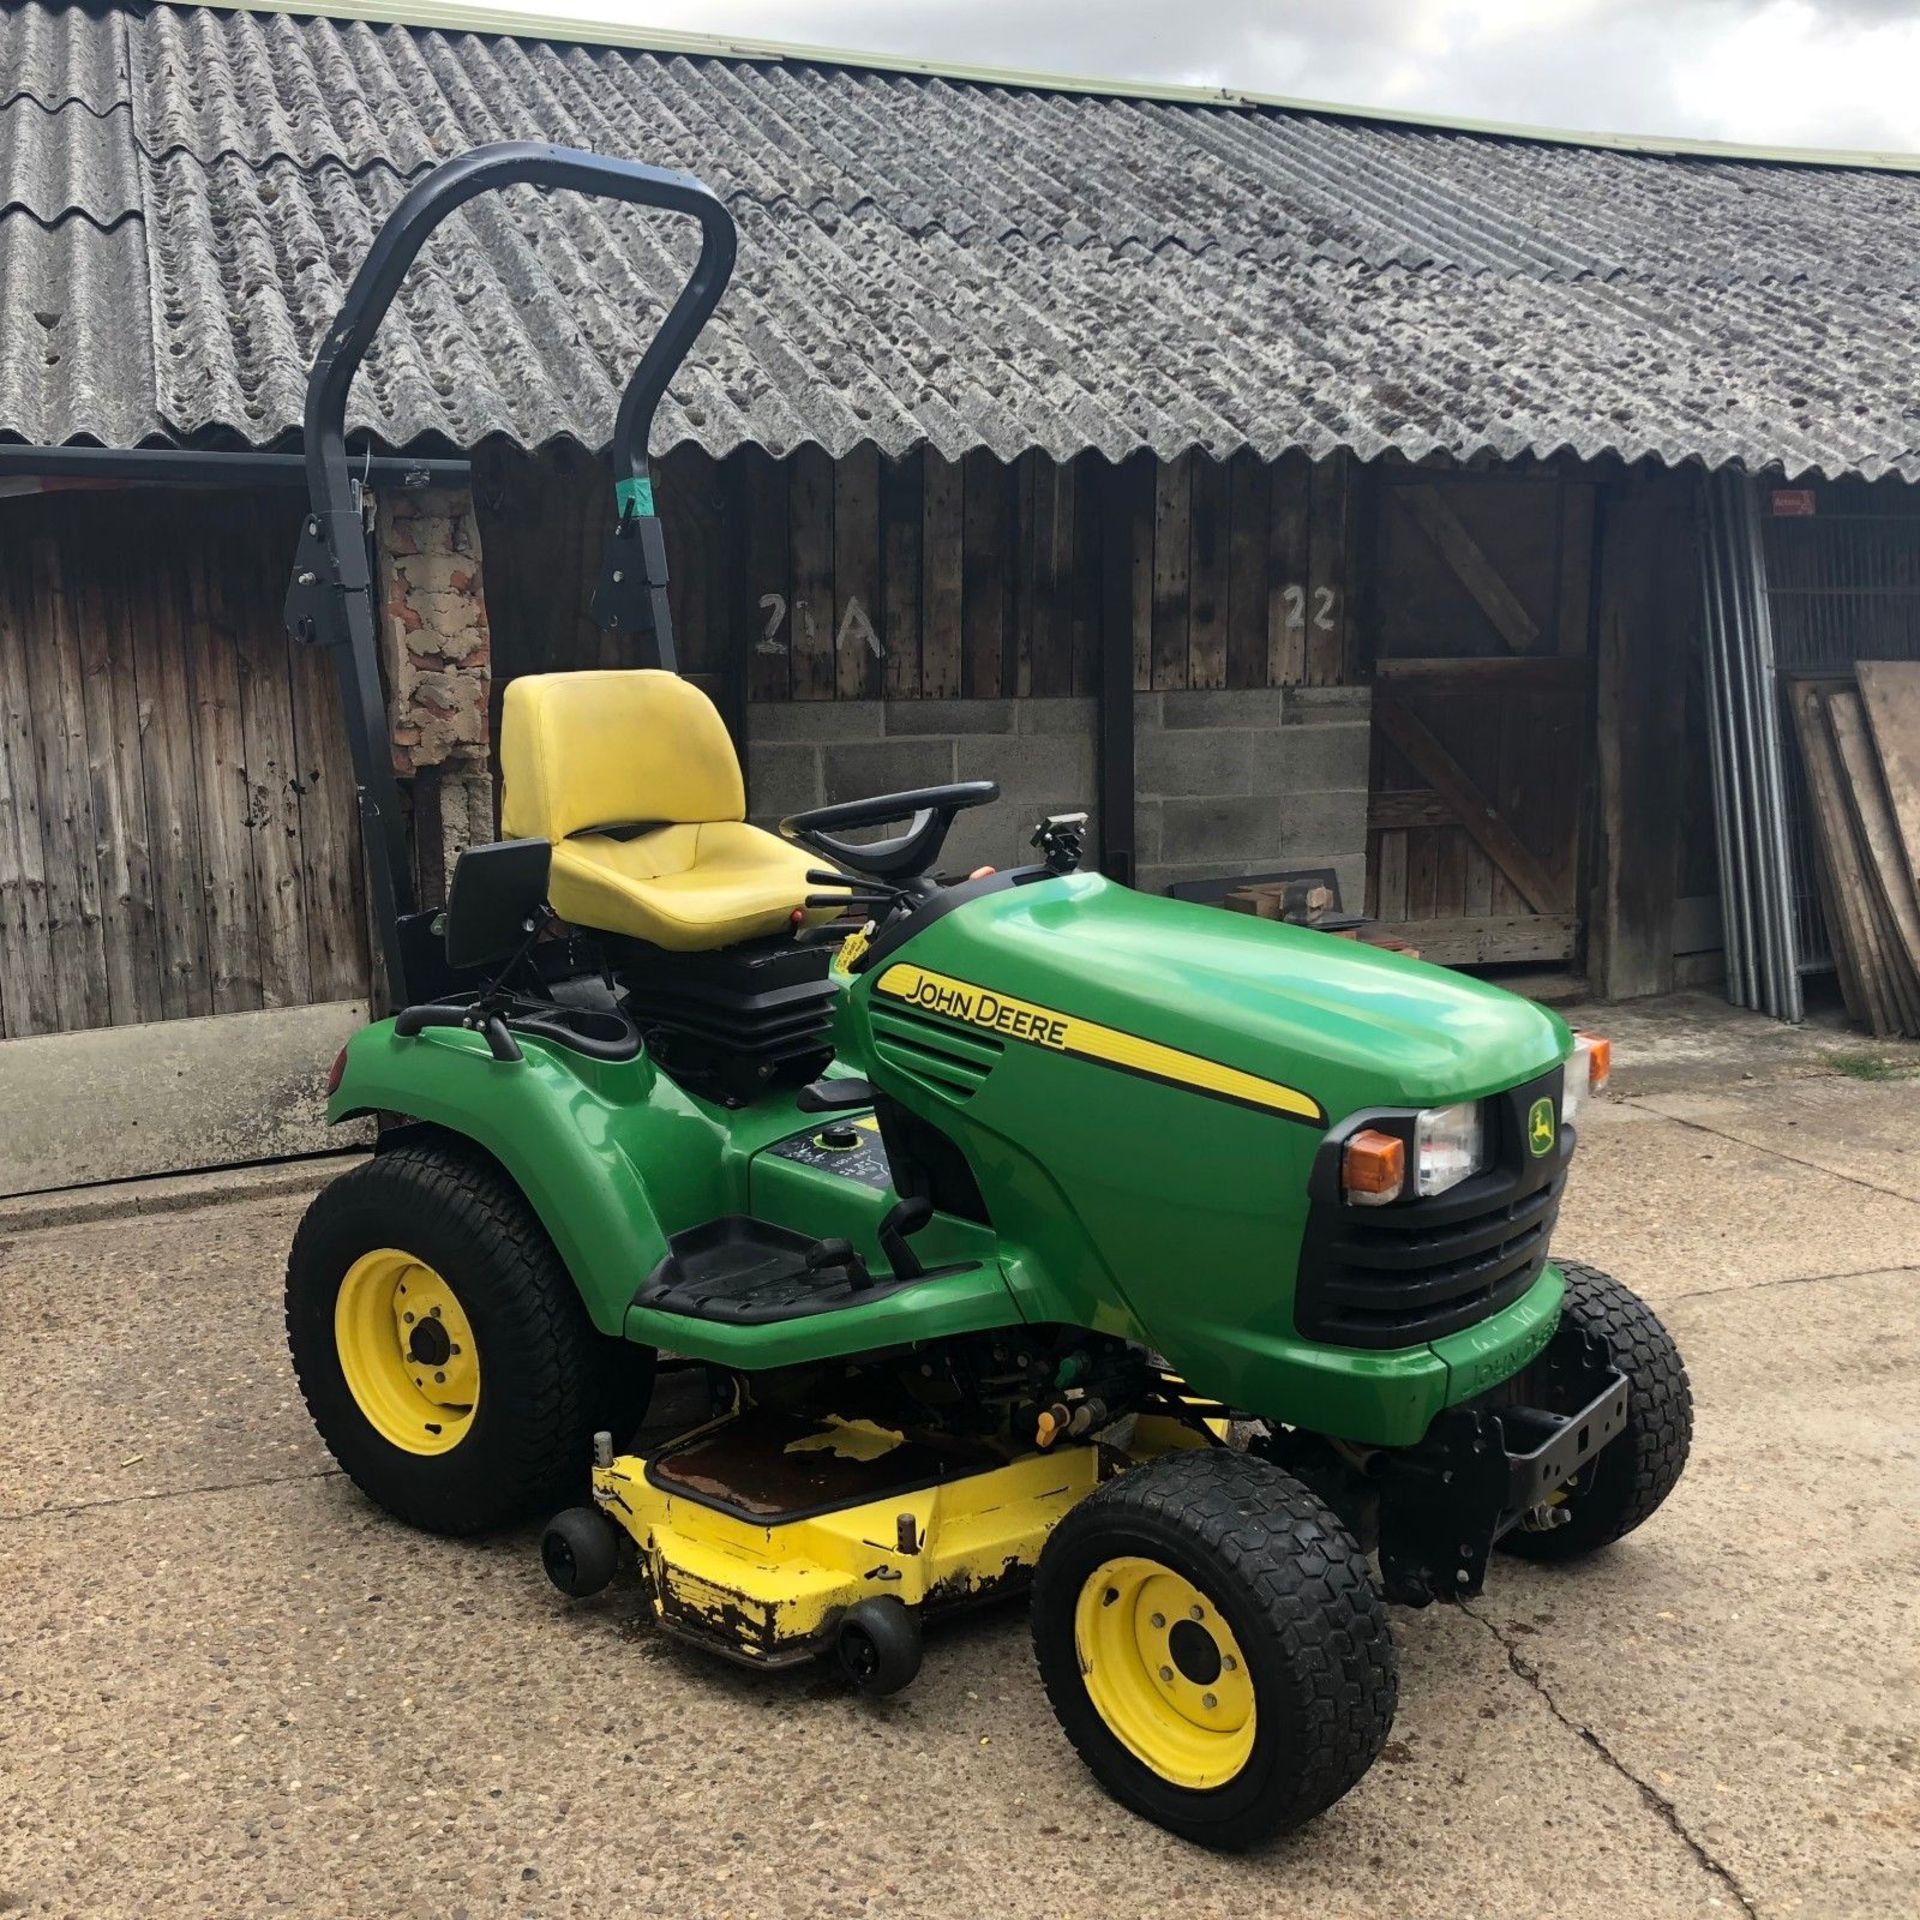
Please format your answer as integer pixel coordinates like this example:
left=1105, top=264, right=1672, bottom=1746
left=4, top=0, right=1919, bottom=477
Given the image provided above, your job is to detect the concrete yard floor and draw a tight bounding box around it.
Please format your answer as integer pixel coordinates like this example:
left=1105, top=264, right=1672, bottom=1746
left=3, top=1034, right=1918, bottom=1918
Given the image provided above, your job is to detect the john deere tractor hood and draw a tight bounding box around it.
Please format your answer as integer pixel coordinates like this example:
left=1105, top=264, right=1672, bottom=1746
left=868, top=872, right=1569, bottom=1118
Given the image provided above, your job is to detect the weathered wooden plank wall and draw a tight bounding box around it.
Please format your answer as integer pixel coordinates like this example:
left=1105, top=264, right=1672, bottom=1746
left=0, top=489, right=369, bottom=1040
left=474, top=441, right=1360, bottom=705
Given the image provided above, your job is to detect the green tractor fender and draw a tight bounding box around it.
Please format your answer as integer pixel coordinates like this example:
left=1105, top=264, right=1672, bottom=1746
left=327, top=1019, right=732, bottom=1335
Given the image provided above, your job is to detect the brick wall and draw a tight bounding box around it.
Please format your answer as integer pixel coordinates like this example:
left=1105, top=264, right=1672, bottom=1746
left=375, top=488, right=494, bottom=903
left=745, top=686, right=1369, bottom=899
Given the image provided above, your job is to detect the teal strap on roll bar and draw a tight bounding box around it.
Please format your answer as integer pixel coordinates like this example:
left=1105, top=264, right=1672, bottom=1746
left=614, top=475, right=656, bottom=517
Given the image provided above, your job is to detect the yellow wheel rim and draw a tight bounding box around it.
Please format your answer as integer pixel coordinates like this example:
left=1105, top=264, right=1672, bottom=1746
left=1074, top=1555, right=1256, bottom=1789
left=334, top=1249, right=481, bottom=1456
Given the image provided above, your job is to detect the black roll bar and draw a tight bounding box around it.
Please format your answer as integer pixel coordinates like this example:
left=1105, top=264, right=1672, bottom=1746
left=282, top=141, right=737, bottom=1008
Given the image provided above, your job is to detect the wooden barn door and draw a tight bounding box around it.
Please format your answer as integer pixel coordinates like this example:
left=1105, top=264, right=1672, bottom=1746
left=1365, top=472, right=1595, bottom=966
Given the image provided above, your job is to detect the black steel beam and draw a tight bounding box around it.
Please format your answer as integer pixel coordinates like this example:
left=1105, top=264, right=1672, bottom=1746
left=1096, top=452, right=1146, bottom=889
left=0, top=445, right=469, bottom=488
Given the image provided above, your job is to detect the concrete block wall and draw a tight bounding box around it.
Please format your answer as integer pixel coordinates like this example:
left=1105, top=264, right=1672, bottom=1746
left=747, top=698, right=1099, bottom=875
left=1134, top=686, right=1371, bottom=904
left=748, top=685, right=1370, bottom=900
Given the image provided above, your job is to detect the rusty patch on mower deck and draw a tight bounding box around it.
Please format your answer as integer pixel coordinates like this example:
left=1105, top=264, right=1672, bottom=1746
left=650, top=1565, right=808, bottom=1666
left=648, top=1408, right=990, bottom=1520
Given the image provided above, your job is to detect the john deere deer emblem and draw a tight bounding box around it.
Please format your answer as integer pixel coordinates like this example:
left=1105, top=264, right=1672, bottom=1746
left=1527, top=1097, right=1556, bottom=1157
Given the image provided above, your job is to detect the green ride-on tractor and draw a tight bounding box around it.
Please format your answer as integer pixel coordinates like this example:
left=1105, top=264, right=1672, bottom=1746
left=282, top=143, right=1691, bottom=1850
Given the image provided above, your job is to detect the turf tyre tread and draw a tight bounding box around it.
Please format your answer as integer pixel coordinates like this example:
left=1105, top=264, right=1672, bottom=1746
left=286, top=1142, right=649, bottom=1536
left=1032, top=1447, right=1396, bottom=1849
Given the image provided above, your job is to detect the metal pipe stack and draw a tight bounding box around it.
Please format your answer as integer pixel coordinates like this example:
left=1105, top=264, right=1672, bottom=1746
left=1698, top=469, right=1804, bottom=1022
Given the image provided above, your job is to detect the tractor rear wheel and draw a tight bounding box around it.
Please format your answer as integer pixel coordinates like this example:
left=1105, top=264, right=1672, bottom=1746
left=1501, top=1260, right=1692, bottom=1563
left=286, top=1141, right=653, bottom=1535
left=1031, top=1449, right=1395, bottom=1849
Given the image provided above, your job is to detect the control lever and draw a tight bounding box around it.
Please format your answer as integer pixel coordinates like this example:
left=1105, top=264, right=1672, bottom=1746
left=797, top=1076, right=875, bottom=1113
left=805, top=1236, right=872, bottom=1291
left=877, top=1197, right=933, bottom=1281
left=805, top=868, right=903, bottom=908
left=794, top=921, right=865, bottom=948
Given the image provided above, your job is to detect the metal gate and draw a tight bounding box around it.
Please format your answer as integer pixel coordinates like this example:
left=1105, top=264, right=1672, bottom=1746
left=1757, top=481, right=1920, bottom=983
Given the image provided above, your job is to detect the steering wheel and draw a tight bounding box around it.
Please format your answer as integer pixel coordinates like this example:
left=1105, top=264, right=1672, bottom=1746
left=780, top=782, right=999, bottom=880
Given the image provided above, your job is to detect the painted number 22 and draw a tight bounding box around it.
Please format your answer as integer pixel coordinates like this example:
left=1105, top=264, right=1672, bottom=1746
left=1282, top=585, right=1338, bottom=632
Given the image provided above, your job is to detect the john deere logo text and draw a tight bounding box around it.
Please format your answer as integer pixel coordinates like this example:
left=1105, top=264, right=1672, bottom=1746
left=897, top=972, right=1070, bottom=1048
left=871, top=962, right=1326, bottom=1125
left=1527, top=1097, right=1556, bottom=1156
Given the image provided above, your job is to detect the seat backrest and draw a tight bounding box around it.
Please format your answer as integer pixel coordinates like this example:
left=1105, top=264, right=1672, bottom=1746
left=500, top=670, right=745, bottom=841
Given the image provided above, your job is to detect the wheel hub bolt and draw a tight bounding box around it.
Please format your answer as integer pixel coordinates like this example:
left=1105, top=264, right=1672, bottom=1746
left=1189, top=1605, right=1204, bottom=1621
left=1149, top=1613, right=1165, bottom=1629
left=1158, top=1666, right=1174, bottom=1682
left=1202, top=1693, right=1217, bottom=1710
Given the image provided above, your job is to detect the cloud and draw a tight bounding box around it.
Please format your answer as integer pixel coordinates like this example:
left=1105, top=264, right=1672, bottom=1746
left=521, top=0, right=1920, bottom=152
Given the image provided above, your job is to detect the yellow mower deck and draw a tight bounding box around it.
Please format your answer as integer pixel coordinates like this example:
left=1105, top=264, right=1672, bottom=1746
left=591, top=1408, right=1198, bottom=1667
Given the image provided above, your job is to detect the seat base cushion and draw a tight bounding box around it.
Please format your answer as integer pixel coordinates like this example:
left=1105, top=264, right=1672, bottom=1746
left=549, top=820, right=818, bottom=952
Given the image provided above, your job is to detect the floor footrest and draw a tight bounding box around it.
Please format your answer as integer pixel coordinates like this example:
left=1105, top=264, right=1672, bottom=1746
left=634, top=1216, right=955, bottom=1324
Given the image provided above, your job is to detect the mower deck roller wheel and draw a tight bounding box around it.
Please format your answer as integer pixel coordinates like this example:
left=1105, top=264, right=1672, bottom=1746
left=1501, top=1259, right=1692, bottom=1563
left=286, top=1140, right=656, bottom=1535
left=1032, top=1448, right=1396, bottom=1850
left=834, top=1596, right=923, bottom=1696
left=542, top=1506, right=623, bottom=1597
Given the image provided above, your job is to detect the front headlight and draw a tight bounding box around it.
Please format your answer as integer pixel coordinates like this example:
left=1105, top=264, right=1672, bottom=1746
left=1412, top=1100, right=1488, bottom=1198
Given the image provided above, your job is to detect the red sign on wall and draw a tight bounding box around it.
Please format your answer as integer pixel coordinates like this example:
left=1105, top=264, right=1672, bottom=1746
left=1771, top=489, right=1817, bottom=516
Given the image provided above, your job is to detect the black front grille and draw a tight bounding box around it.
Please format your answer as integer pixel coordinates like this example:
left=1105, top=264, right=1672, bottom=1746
left=1293, top=1069, right=1571, bottom=1350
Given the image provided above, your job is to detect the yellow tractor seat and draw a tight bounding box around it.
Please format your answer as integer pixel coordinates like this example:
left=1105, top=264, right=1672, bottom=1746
left=499, top=670, right=818, bottom=953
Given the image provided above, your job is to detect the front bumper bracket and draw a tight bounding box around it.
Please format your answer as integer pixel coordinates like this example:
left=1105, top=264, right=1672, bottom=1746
left=1376, top=1329, right=1628, bottom=1607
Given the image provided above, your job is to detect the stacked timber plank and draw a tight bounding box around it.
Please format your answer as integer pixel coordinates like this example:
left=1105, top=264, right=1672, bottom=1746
left=1786, top=664, right=1920, bottom=1037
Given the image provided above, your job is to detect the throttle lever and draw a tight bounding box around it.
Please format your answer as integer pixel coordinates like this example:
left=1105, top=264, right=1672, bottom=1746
left=877, top=1197, right=933, bottom=1281
left=805, top=1236, right=872, bottom=1291
left=793, top=921, right=865, bottom=948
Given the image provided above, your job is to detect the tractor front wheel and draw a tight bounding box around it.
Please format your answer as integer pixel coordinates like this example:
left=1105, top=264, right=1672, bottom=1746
left=287, top=1142, right=653, bottom=1535
left=1501, top=1259, right=1692, bottom=1563
left=1031, top=1449, right=1396, bottom=1850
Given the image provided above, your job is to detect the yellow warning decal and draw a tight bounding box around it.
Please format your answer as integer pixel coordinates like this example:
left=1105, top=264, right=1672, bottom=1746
left=831, top=922, right=873, bottom=976
left=874, top=962, right=1324, bottom=1125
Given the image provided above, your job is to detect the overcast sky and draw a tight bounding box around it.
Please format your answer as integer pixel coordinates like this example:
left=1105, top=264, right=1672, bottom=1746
left=470, top=0, right=1920, bottom=153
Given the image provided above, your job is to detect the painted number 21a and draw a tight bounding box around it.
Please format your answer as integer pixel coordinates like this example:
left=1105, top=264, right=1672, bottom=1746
left=758, top=592, right=880, bottom=658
